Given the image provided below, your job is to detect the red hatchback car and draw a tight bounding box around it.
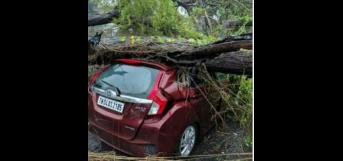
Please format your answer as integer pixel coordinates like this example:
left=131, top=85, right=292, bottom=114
left=88, top=59, right=214, bottom=156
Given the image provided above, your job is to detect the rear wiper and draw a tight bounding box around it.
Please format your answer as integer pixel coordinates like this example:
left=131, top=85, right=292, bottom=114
left=100, top=80, right=121, bottom=96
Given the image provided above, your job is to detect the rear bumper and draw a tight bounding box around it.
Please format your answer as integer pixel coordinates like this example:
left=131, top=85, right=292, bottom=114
left=88, top=121, right=173, bottom=157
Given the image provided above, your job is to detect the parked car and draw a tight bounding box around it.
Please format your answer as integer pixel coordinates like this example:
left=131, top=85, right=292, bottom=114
left=88, top=59, right=216, bottom=157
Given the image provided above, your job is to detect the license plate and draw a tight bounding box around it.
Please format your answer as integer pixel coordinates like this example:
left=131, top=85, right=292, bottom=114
left=97, top=96, right=125, bottom=113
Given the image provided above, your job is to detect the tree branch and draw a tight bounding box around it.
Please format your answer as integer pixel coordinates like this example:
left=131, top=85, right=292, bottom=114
left=88, top=10, right=120, bottom=26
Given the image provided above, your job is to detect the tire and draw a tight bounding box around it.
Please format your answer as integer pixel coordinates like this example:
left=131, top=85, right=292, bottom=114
left=176, top=124, right=198, bottom=156
left=88, top=132, right=112, bottom=152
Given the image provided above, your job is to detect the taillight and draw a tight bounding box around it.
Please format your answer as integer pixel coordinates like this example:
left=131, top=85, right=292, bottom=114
left=148, top=91, right=168, bottom=115
left=146, top=71, right=166, bottom=116
left=88, top=65, right=110, bottom=90
left=89, top=72, right=99, bottom=85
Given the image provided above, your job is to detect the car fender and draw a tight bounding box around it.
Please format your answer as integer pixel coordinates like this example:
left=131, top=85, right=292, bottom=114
left=157, top=101, right=199, bottom=154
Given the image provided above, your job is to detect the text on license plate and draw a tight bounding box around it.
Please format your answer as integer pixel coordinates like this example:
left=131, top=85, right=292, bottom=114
left=97, top=96, right=125, bottom=113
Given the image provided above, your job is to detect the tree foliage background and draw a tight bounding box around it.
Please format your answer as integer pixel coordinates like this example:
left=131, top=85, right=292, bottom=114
left=89, top=0, right=252, bottom=39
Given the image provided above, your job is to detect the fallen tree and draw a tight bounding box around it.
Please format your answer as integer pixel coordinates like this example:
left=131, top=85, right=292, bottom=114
left=88, top=35, right=252, bottom=76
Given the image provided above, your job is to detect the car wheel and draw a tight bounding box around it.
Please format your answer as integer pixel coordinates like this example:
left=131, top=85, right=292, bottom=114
left=177, top=124, right=197, bottom=157
left=88, top=132, right=112, bottom=152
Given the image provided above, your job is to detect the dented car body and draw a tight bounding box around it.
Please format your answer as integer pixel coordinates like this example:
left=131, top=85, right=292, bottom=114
left=88, top=59, right=214, bottom=156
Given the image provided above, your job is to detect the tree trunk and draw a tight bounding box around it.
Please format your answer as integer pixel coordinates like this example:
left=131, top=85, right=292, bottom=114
left=205, top=50, right=252, bottom=76
left=88, top=10, right=120, bottom=26
left=88, top=36, right=252, bottom=76
left=175, top=40, right=252, bottom=59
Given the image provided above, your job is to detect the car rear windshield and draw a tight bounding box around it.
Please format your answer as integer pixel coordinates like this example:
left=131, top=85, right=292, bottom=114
left=94, top=63, right=160, bottom=99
